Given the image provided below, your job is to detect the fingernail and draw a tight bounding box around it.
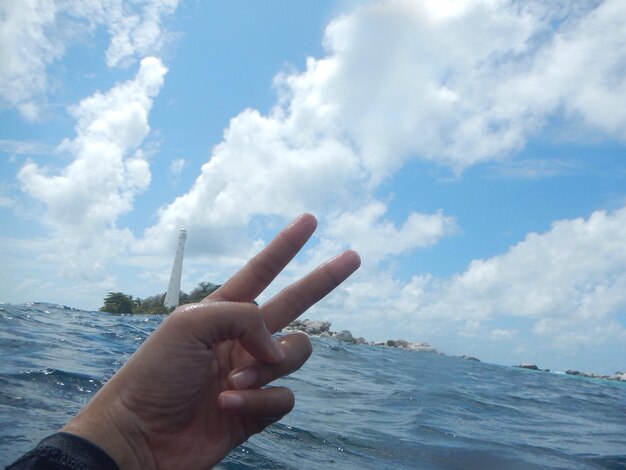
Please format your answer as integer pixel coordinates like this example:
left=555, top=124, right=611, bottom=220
left=286, top=213, right=317, bottom=236
left=269, top=336, right=286, bottom=361
left=231, top=368, right=258, bottom=390
left=322, top=250, right=361, bottom=279
left=220, top=393, right=245, bottom=411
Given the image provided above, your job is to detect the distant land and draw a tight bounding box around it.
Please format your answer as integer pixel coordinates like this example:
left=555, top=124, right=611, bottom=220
left=286, top=319, right=626, bottom=384
left=98, top=282, right=222, bottom=315
left=97, top=289, right=625, bottom=385
left=515, top=363, right=626, bottom=383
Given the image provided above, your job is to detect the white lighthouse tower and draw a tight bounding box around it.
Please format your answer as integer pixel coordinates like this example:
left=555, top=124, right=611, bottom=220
left=164, top=228, right=187, bottom=309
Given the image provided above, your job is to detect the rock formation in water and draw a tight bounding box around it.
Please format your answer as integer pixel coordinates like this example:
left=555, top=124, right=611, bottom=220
left=283, top=321, right=623, bottom=383
left=515, top=364, right=626, bottom=382
left=282, top=319, right=437, bottom=353
left=565, top=369, right=626, bottom=382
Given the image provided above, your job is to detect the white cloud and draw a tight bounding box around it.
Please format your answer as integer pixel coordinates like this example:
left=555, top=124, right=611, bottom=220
left=343, top=205, right=626, bottom=350
left=123, top=2, right=626, bottom=358
left=324, top=201, right=457, bottom=264
left=0, top=139, right=55, bottom=156
left=168, top=157, right=186, bottom=176
left=527, top=0, right=626, bottom=137
left=97, top=0, right=181, bottom=68
left=17, top=57, right=167, bottom=275
left=491, top=329, right=516, bottom=341
left=0, top=0, right=62, bottom=119
left=0, top=0, right=179, bottom=119
left=142, top=0, right=626, bottom=256
left=139, top=107, right=366, bottom=255
left=4, top=0, right=626, bottom=372
left=440, top=207, right=626, bottom=324
left=271, top=0, right=626, bottom=179
left=490, top=159, right=583, bottom=180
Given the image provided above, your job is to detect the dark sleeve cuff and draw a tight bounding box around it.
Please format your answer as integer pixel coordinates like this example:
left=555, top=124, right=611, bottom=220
left=6, top=432, right=120, bottom=470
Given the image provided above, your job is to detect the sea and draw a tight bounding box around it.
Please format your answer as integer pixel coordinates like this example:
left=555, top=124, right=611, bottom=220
left=1, top=303, right=625, bottom=469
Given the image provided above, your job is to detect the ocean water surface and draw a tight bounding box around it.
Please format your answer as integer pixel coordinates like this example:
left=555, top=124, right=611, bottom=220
left=1, top=303, right=625, bottom=469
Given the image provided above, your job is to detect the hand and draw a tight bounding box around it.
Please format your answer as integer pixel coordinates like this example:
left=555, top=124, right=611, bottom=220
left=62, top=214, right=360, bottom=469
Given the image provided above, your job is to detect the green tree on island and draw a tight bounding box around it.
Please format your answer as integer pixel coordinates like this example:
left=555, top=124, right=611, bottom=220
left=100, top=292, right=136, bottom=314
left=186, top=282, right=220, bottom=302
left=99, top=282, right=223, bottom=314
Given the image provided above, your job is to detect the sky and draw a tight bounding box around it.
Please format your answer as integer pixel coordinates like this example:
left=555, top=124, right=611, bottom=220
left=1, top=0, right=625, bottom=375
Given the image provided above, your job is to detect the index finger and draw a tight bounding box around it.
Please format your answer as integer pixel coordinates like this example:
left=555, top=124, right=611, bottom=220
left=168, top=301, right=285, bottom=364
left=205, top=213, right=317, bottom=303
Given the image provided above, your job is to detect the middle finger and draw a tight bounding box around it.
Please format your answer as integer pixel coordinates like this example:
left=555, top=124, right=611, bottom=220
left=260, top=249, right=361, bottom=333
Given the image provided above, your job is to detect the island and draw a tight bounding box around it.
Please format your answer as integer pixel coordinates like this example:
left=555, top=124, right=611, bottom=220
left=515, top=363, right=626, bottom=383
left=281, top=318, right=438, bottom=352
left=98, top=291, right=624, bottom=383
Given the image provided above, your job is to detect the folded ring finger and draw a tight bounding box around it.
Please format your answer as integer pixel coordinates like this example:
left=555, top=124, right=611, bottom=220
left=228, top=333, right=312, bottom=390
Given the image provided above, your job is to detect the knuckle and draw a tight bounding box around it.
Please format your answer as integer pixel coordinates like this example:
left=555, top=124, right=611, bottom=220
left=165, top=305, right=191, bottom=326
left=242, top=302, right=263, bottom=323
left=321, top=262, right=341, bottom=288
left=281, top=284, right=311, bottom=316
left=247, top=256, right=280, bottom=285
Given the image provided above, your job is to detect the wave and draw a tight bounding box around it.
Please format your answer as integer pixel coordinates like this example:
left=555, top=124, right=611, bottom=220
left=1, top=303, right=625, bottom=468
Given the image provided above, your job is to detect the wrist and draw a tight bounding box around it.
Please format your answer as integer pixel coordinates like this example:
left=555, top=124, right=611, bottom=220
left=62, top=392, right=155, bottom=469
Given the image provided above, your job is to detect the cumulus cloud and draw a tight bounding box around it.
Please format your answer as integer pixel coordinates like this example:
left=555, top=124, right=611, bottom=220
left=139, top=107, right=367, bottom=255
left=17, top=57, right=167, bottom=273
left=274, top=0, right=626, bottom=177
left=324, top=202, right=457, bottom=264
left=95, top=0, right=180, bottom=68
left=0, top=0, right=179, bottom=119
left=5, top=0, right=626, bottom=370
left=142, top=0, right=626, bottom=258
left=438, top=207, right=626, bottom=324
left=344, top=205, right=626, bottom=351
left=0, top=0, right=61, bottom=119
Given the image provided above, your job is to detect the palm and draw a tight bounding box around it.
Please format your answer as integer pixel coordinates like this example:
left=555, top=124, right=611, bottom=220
left=161, top=341, right=271, bottom=468
left=65, top=214, right=360, bottom=469
left=116, top=328, right=261, bottom=468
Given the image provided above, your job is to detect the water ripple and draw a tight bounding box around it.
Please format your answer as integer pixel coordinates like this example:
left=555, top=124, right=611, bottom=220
left=1, top=303, right=625, bottom=469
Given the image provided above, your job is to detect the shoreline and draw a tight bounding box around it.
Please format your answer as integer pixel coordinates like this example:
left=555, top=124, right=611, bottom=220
left=515, top=363, right=626, bottom=383
left=11, top=304, right=625, bottom=384
left=283, top=319, right=626, bottom=383
left=281, top=318, right=438, bottom=352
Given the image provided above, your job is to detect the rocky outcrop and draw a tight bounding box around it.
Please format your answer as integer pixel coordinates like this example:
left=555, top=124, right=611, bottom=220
left=566, top=370, right=626, bottom=382
left=514, top=364, right=625, bottom=382
left=282, top=319, right=437, bottom=353
left=283, top=319, right=331, bottom=335
left=283, top=320, right=623, bottom=382
left=609, top=372, right=626, bottom=381
left=459, top=355, right=481, bottom=362
left=334, top=330, right=356, bottom=343
left=386, top=339, right=437, bottom=352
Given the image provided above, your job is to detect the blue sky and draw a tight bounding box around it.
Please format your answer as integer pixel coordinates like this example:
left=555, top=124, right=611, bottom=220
left=1, top=0, right=625, bottom=375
